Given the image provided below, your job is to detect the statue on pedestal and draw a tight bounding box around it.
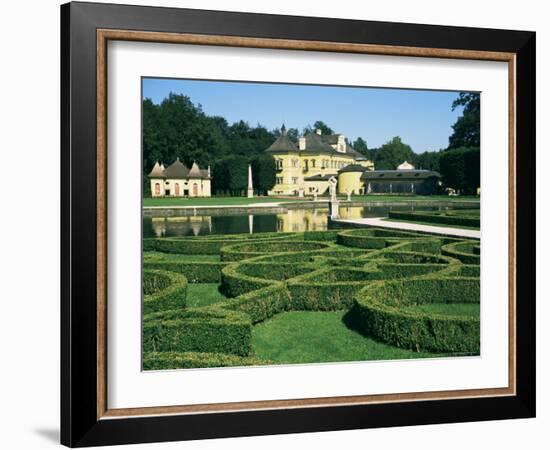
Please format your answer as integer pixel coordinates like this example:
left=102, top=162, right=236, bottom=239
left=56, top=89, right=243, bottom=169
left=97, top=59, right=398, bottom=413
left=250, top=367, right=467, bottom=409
left=328, top=176, right=339, bottom=219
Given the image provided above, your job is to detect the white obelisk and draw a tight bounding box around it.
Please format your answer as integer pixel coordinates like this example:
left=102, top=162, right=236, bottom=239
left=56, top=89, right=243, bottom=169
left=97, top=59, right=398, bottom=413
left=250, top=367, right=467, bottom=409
left=247, top=164, right=254, bottom=198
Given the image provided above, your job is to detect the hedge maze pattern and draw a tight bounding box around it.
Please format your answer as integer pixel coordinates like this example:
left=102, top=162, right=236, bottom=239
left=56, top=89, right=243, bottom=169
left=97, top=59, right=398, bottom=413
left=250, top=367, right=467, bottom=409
left=142, top=228, right=480, bottom=370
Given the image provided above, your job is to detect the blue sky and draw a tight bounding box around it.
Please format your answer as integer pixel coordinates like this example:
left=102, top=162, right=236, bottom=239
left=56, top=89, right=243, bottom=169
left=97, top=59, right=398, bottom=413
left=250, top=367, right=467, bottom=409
left=143, top=78, right=467, bottom=153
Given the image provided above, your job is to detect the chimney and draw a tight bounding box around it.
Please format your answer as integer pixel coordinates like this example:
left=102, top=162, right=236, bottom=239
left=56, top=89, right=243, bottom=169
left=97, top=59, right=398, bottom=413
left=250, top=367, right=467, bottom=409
left=299, top=137, right=306, bottom=150
left=337, top=134, right=346, bottom=153
left=315, top=129, right=322, bottom=135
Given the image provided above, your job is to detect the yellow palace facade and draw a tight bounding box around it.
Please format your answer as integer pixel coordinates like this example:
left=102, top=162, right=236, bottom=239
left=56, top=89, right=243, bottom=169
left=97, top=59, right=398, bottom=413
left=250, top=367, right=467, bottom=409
left=265, top=126, right=374, bottom=196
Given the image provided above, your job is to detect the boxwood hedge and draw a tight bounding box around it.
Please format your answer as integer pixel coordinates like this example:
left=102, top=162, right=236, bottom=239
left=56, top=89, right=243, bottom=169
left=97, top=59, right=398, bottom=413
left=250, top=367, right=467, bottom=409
left=143, top=269, right=188, bottom=315
left=388, top=211, right=480, bottom=227
left=143, top=307, right=252, bottom=356
left=143, top=227, right=480, bottom=369
left=346, top=277, right=480, bottom=353
left=143, top=351, right=270, bottom=370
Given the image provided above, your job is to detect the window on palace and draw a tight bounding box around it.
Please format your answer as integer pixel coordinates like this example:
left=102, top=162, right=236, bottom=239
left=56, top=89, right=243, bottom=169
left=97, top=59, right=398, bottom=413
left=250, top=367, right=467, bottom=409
left=276, top=177, right=283, bottom=185
left=276, top=159, right=283, bottom=170
left=312, top=159, right=316, bottom=167
left=292, top=177, right=298, bottom=184
left=291, top=159, right=299, bottom=168
left=154, top=183, right=160, bottom=195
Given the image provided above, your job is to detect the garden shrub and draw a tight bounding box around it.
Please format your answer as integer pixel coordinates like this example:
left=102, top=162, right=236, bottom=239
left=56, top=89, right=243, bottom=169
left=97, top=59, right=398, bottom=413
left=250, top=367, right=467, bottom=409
left=442, top=241, right=480, bottom=264
left=388, top=211, right=480, bottom=227
left=143, top=261, right=226, bottom=283
left=142, top=228, right=481, bottom=369
left=143, top=269, right=188, bottom=315
left=220, top=263, right=275, bottom=297
left=143, top=351, right=270, bottom=370
left=346, top=277, right=480, bottom=353
left=220, top=240, right=332, bottom=262
left=224, top=284, right=290, bottom=323
left=143, top=307, right=252, bottom=356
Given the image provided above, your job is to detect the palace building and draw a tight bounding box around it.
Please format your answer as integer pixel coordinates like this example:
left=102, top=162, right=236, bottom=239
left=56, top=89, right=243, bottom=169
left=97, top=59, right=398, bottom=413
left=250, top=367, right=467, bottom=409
left=265, top=125, right=374, bottom=196
left=148, top=158, right=212, bottom=197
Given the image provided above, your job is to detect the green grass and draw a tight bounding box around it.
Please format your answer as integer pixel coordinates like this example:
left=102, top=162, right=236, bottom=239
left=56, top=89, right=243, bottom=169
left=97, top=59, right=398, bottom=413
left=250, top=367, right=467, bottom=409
left=186, top=283, right=228, bottom=308
left=143, top=196, right=298, bottom=207
left=252, top=311, right=440, bottom=364
left=402, top=303, right=480, bottom=317
left=143, top=194, right=480, bottom=207
left=143, top=251, right=220, bottom=262
left=383, top=217, right=480, bottom=230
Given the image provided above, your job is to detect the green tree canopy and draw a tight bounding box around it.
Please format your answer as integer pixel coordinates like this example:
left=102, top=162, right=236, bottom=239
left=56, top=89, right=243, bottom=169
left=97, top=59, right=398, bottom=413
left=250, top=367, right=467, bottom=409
left=251, top=154, right=276, bottom=195
left=439, top=147, right=480, bottom=194
left=373, top=136, right=415, bottom=170
left=448, top=92, right=480, bottom=149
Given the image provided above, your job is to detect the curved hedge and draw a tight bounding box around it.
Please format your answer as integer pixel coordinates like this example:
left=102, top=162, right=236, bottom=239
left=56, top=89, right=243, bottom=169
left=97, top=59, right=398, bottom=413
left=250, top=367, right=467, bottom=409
left=143, top=261, right=226, bottom=283
left=442, top=241, right=480, bottom=264
left=143, top=227, right=480, bottom=369
left=220, top=240, right=332, bottom=262
left=388, top=211, right=480, bottom=227
left=143, top=351, right=270, bottom=370
left=337, top=228, right=442, bottom=254
left=143, top=307, right=252, bottom=356
left=346, top=278, right=480, bottom=353
left=143, top=269, right=188, bottom=315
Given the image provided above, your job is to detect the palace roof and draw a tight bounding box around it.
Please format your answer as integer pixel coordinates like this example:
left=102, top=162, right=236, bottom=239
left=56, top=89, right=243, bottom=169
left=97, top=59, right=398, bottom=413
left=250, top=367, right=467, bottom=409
left=149, top=158, right=210, bottom=179
left=338, top=164, right=368, bottom=173
left=265, top=126, right=299, bottom=153
left=265, top=126, right=368, bottom=162
left=148, top=161, right=166, bottom=177
left=360, top=170, right=441, bottom=181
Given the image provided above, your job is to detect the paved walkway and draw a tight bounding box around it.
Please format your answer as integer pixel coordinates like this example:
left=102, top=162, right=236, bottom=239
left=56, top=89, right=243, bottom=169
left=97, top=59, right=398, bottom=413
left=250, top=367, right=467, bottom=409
left=333, top=217, right=480, bottom=239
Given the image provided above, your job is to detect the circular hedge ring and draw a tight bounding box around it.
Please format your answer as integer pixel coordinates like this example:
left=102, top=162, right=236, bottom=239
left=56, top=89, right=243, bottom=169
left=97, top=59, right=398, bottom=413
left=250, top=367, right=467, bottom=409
left=346, top=277, right=480, bottom=354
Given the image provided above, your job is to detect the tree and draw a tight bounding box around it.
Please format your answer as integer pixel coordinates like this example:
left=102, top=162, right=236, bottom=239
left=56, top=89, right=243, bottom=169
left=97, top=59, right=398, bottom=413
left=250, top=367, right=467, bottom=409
left=226, top=155, right=249, bottom=194
left=352, top=137, right=368, bottom=156
left=448, top=92, right=480, bottom=149
left=142, top=94, right=279, bottom=191
left=303, top=120, right=334, bottom=136
left=374, top=136, right=415, bottom=170
left=413, top=150, right=443, bottom=172
left=439, top=147, right=480, bottom=194
left=250, top=154, right=276, bottom=195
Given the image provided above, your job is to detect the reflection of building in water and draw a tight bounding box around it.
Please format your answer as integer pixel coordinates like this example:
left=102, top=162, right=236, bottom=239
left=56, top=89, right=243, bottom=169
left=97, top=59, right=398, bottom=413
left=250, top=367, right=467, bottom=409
left=151, top=216, right=212, bottom=237
left=276, top=209, right=328, bottom=232
left=276, top=207, right=371, bottom=232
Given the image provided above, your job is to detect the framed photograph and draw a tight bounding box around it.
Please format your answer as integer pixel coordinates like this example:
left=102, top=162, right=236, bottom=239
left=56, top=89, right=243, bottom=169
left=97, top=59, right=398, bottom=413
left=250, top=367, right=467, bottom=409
left=61, top=1, right=536, bottom=447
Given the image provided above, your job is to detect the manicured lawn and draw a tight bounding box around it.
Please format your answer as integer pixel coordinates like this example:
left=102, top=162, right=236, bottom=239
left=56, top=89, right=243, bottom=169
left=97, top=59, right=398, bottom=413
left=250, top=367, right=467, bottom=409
left=186, top=283, right=227, bottom=308
left=403, top=303, right=480, bottom=317
left=383, top=217, right=480, bottom=230
left=143, top=196, right=297, bottom=207
left=143, top=194, right=479, bottom=208
left=143, top=251, right=220, bottom=262
left=252, top=311, right=439, bottom=364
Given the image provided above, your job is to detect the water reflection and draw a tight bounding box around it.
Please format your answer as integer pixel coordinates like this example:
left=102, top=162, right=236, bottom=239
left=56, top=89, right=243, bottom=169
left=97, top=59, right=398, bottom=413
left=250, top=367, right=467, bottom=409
left=143, top=204, right=476, bottom=238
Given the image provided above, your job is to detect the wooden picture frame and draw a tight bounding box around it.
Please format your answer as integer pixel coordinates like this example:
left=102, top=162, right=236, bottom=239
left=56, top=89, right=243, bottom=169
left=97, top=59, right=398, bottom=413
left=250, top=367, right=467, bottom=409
left=61, top=1, right=535, bottom=447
